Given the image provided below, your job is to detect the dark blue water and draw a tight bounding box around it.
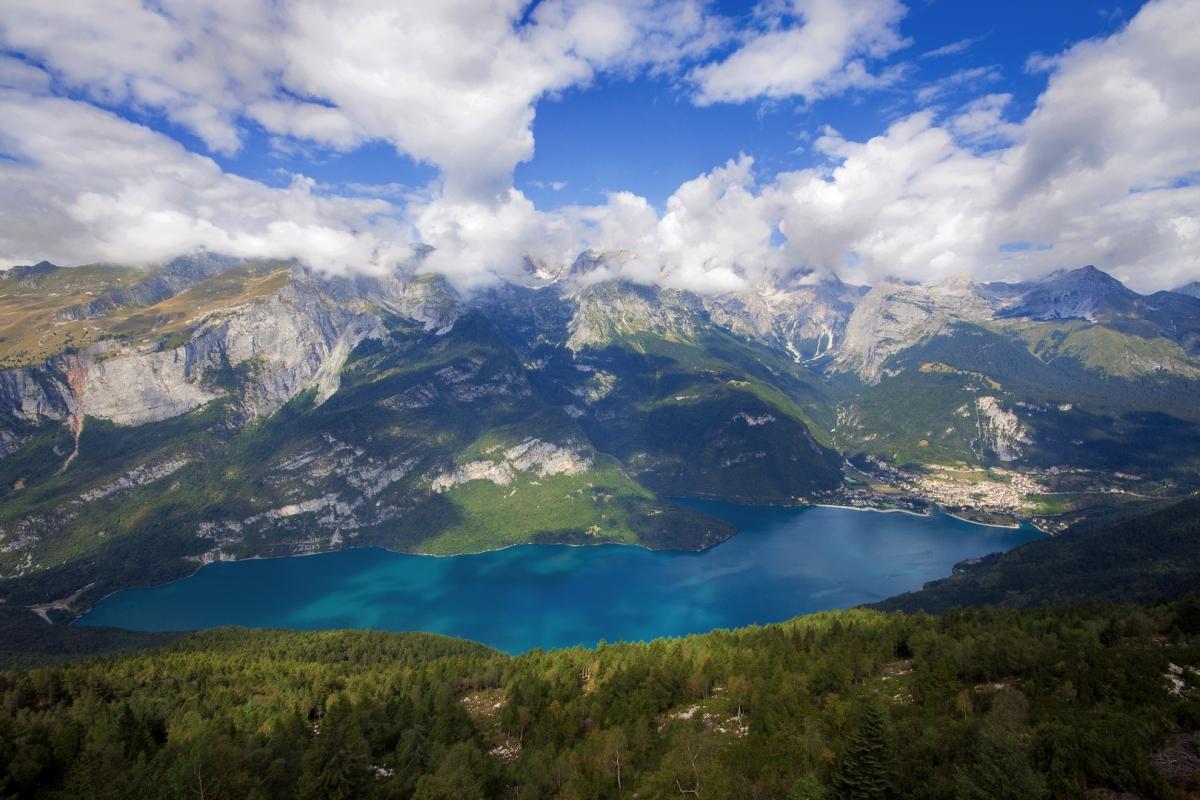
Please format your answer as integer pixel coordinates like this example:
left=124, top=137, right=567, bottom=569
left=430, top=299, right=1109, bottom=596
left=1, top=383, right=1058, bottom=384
left=77, top=501, right=1041, bottom=652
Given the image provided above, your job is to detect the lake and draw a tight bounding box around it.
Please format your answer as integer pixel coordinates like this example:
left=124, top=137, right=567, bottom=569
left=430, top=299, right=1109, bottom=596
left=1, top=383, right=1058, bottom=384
left=76, top=500, right=1042, bottom=652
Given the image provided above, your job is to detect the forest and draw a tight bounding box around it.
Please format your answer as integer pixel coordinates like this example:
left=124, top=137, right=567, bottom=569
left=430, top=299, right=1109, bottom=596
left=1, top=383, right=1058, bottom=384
left=2, top=593, right=1199, bottom=799
left=879, top=495, right=1200, bottom=613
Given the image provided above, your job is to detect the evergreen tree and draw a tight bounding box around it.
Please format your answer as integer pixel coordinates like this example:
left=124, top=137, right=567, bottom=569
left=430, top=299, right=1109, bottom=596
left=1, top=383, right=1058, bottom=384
left=831, top=706, right=894, bottom=800
left=299, top=698, right=372, bottom=800
left=954, top=724, right=1047, bottom=800
left=411, top=743, right=487, bottom=800
left=789, top=773, right=830, bottom=800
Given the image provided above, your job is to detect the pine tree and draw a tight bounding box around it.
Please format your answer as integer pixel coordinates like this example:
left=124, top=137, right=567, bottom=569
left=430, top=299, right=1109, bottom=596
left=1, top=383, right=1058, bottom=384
left=299, top=698, right=372, bottom=800
left=831, top=706, right=894, bottom=800
left=953, top=724, right=1047, bottom=800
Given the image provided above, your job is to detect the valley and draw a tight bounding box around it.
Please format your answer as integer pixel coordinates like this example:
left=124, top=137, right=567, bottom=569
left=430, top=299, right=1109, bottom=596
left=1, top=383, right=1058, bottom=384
left=2, top=3, right=1198, bottom=796
left=0, top=253, right=1198, bottom=617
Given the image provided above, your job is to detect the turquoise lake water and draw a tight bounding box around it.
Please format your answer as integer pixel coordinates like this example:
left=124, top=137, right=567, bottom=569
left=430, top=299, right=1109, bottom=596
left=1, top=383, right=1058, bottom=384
left=76, top=500, right=1042, bottom=652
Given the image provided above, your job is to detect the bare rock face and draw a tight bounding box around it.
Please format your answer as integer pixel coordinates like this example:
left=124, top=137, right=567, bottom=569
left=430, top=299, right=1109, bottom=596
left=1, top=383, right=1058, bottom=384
left=566, top=282, right=703, bottom=351
left=836, top=276, right=993, bottom=382
left=430, top=438, right=594, bottom=492
left=192, top=276, right=383, bottom=418
left=974, top=396, right=1032, bottom=462
left=9, top=268, right=385, bottom=431
left=327, top=269, right=464, bottom=334
left=79, top=349, right=220, bottom=426
left=703, top=274, right=865, bottom=363
left=0, top=358, right=77, bottom=456
left=79, top=457, right=191, bottom=503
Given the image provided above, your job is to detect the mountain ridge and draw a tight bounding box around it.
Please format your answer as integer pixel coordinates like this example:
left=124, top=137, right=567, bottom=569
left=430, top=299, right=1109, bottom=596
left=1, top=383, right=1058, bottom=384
left=0, top=253, right=1198, bottom=609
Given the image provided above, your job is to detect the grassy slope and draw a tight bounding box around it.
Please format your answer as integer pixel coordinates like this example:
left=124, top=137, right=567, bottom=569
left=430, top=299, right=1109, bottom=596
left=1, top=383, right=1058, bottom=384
left=0, top=264, right=145, bottom=368
left=0, top=261, right=290, bottom=367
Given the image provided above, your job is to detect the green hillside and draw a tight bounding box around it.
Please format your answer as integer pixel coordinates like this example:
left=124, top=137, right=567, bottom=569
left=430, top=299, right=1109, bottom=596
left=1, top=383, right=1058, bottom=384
left=1, top=595, right=1198, bottom=798
left=878, top=494, right=1200, bottom=614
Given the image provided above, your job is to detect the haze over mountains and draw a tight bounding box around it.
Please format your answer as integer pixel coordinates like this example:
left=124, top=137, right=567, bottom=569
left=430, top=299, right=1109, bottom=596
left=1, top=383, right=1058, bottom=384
left=1, top=252, right=1197, bottom=613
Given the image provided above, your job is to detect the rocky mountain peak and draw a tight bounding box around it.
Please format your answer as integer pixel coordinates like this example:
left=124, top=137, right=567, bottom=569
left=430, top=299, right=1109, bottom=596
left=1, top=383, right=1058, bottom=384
left=2, top=261, right=59, bottom=285
left=834, top=279, right=993, bottom=382
left=997, top=265, right=1139, bottom=322
left=934, top=272, right=979, bottom=292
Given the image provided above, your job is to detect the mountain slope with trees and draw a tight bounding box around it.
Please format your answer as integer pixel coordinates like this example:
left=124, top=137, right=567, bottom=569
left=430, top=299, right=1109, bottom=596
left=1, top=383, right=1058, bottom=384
left=1, top=595, right=1198, bottom=799
left=878, top=494, right=1200, bottom=614
left=1, top=255, right=1199, bottom=609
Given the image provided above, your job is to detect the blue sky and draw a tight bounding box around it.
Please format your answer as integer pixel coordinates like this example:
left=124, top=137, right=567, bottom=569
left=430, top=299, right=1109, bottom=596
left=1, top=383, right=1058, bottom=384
left=517, top=1, right=1143, bottom=208
left=0, top=0, right=1195, bottom=292
left=176, top=1, right=1148, bottom=210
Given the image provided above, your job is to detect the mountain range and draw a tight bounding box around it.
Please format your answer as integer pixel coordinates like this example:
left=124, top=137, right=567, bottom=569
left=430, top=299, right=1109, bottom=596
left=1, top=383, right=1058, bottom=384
left=1, top=252, right=1199, bottom=613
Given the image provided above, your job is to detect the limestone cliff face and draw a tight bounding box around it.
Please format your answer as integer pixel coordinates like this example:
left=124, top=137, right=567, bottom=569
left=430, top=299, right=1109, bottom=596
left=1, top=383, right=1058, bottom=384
left=0, top=358, right=78, bottom=456
left=184, top=276, right=383, bottom=419
left=974, top=396, right=1032, bottom=462
left=566, top=282, right=703, bottom=351
left=703, top=276, right=865, bottom=363
left=1, top=268, right=387, bottom=433
left=78, top=349, right=220, bottom=426
left=835, top=276, right=993, bottom=382
left=429, top=438, right=594, bottom=492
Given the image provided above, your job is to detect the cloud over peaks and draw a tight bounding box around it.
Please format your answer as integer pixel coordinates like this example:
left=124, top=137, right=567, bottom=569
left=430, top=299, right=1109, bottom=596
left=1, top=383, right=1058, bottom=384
left=0, top=0, right=1196, bottom=293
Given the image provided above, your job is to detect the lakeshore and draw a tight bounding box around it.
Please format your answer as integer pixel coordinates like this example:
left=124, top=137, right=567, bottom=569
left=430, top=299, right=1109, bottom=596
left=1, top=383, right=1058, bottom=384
left=78, top=500, right=1042, bottom=652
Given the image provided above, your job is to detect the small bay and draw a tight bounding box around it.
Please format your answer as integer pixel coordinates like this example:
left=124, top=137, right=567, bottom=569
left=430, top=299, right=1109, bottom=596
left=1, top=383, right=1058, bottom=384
left=77, top=501, right=1042, bottom=652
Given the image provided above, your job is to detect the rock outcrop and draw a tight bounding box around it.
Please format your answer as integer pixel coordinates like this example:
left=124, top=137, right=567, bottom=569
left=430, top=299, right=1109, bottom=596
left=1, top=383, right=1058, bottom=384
left=974, top=396, right=1032, bottom=462
left=430, top=438, right=594, bottom=492
left=566, top=282, right=703, bottom=351
left=836, top=276, right=993, bottom=382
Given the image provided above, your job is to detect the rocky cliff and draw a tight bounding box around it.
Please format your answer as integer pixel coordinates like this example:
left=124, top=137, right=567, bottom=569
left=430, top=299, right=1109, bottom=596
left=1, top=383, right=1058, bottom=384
left=1, top=253, right=1199, bottom=607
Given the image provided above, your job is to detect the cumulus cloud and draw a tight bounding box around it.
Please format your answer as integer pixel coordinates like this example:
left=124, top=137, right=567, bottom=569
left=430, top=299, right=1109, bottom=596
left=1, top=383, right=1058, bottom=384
left=409, top=190, right=582, bottom=290
left=583, top=0, right=1200, bottom=292
left=0, top=0, right=726, bottom=200
left=0, top=0, right=1197, bottom=294
left=689, top=0, right=909, bottom=105
left=0, top=87, right=407, bottom=273
left=568, top=156, right=780, bottom=292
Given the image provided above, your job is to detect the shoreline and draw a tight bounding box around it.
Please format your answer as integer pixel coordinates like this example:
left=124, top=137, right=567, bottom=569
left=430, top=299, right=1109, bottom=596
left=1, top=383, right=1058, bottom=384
left=69, top=497, right=1042, bottom=626
left=812, top=502, right=1039, bottom=532
left=70, top=537, right=672, bottom=626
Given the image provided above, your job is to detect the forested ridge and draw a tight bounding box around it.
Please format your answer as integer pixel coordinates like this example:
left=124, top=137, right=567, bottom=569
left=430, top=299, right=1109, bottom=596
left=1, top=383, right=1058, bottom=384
left=3, top=596, right=1200, bottom=799
left=878, top=494, right=1200, bottom=614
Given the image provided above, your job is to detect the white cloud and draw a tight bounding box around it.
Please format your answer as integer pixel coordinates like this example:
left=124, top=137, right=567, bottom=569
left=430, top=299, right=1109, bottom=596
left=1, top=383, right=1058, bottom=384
left=0, top=0, right=726, bottom=200
left=948, top=93, right=1017, bottom=145
left=920, top=35, right=985, bottom=60
left=914, top=65, right=1002, bottom=105
left=0, top=56, right=51, bottom=93
left=689, top=0, right=909, bottom=105
left=567, top=0, right=1200, bottom=293
left=410, top=190, right=581, bottom=290
left=0, top=0, right=1197, bottom=295
left=0, top=87, right=407, bottom=273
left=569, top=156, right=781, bottom=292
